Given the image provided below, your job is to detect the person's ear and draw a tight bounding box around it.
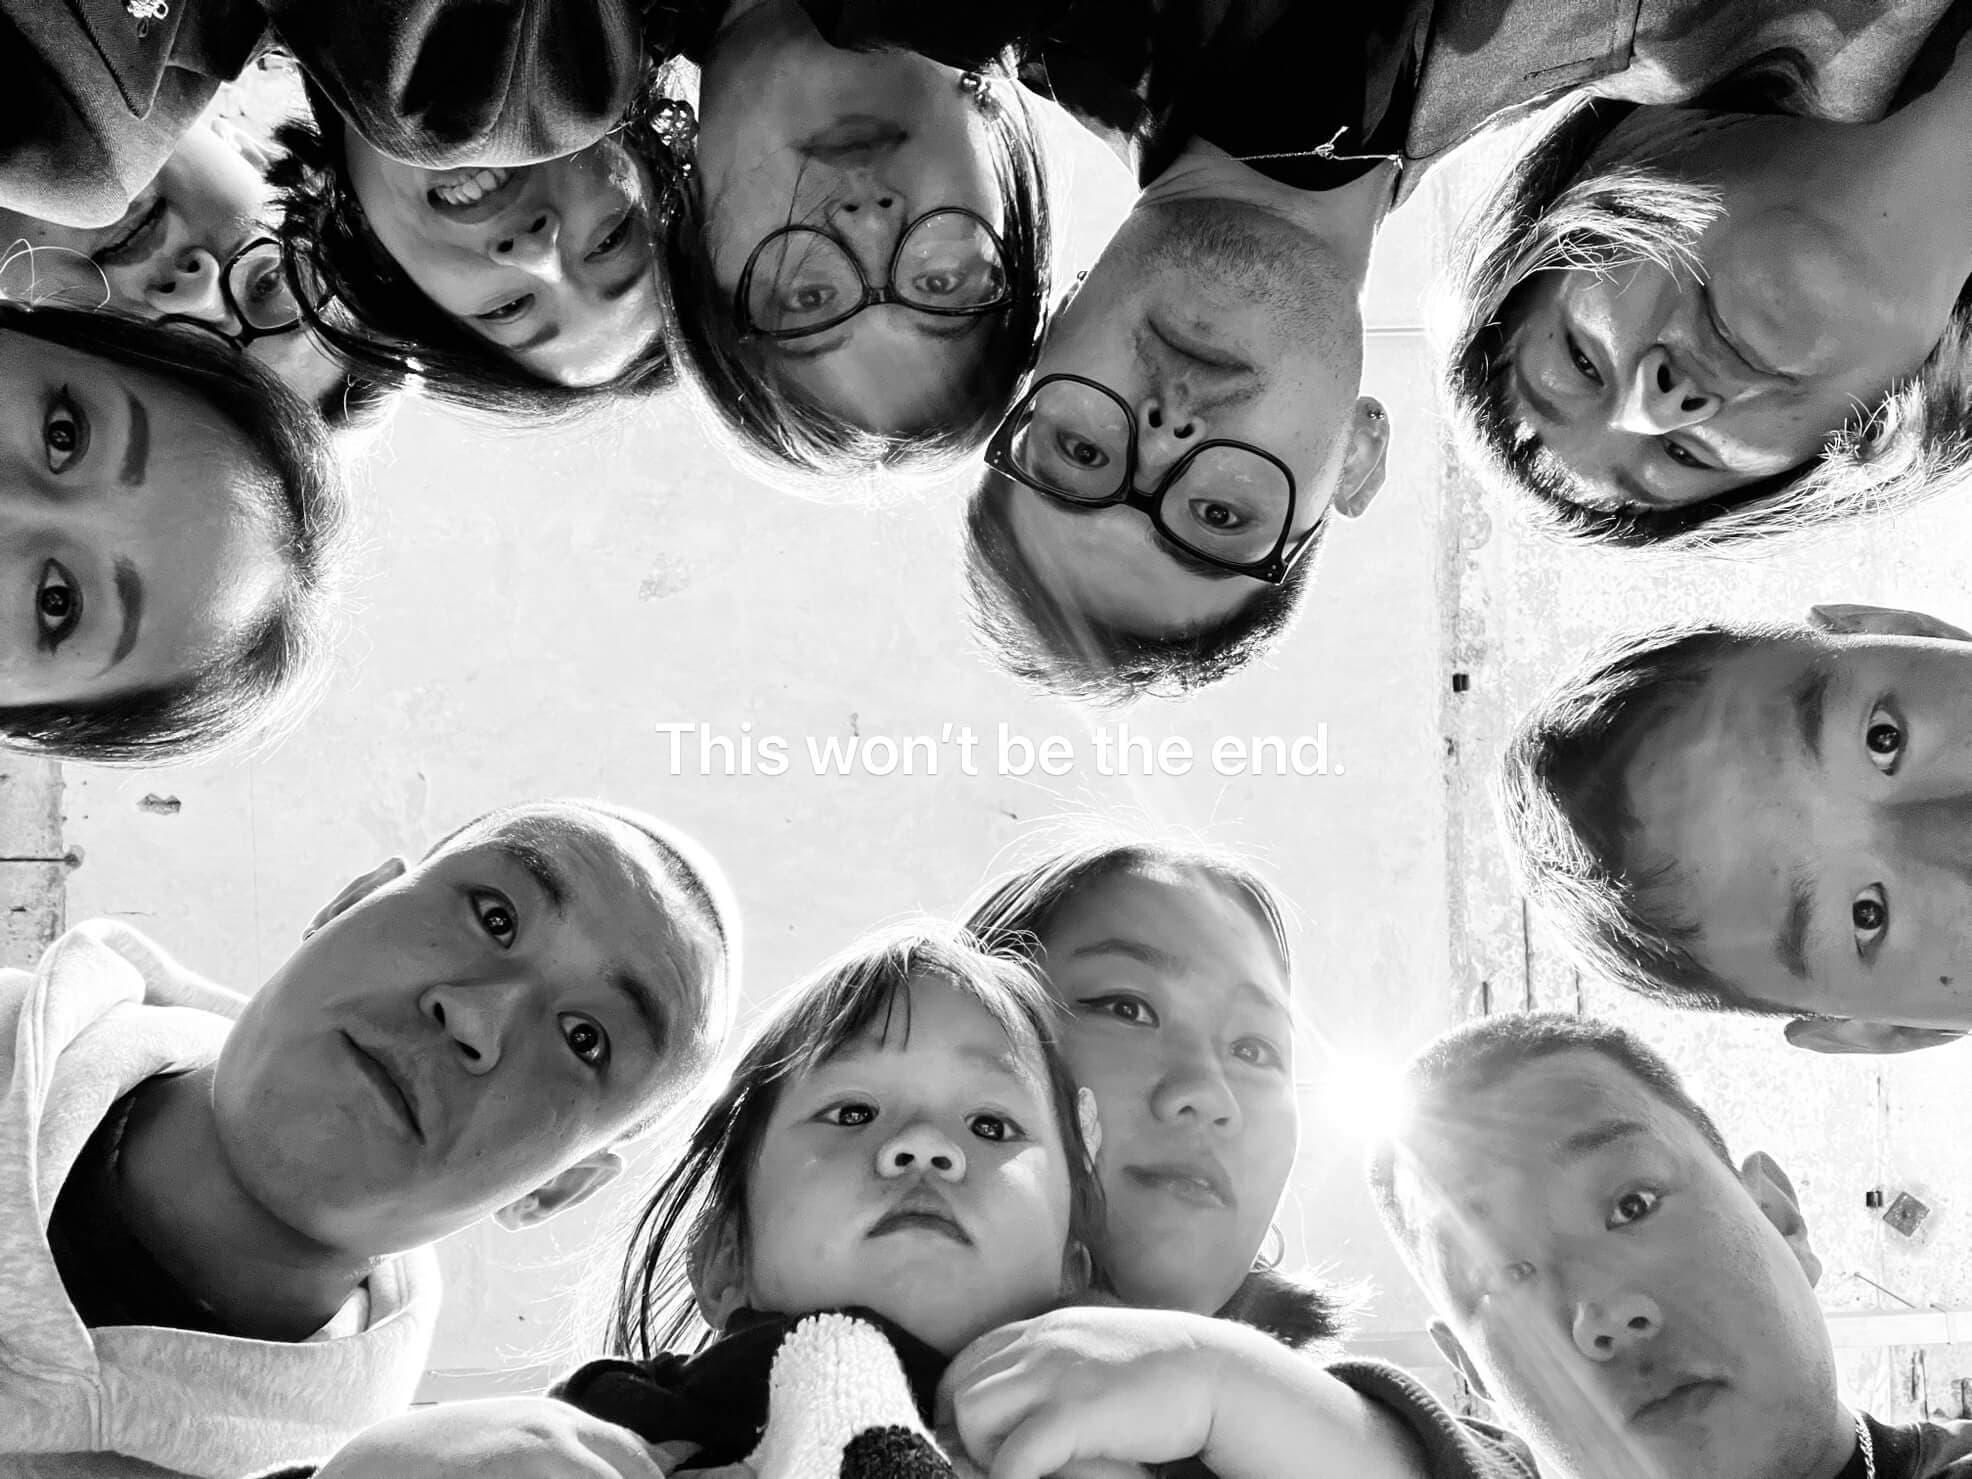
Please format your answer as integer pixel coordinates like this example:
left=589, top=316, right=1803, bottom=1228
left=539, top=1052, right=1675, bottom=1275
left=1331, top=398, right=1390, bottom=520
left=493, top=1148, right=624, bottom=1231
left=303, top=858, right=407, bottom=939
left=689, top=1213, right=751, bottom=1332
left=1428, top=1319, right=1489, bottom=1399
left=1783, top=1018, right=1965, bottom=1055
left=1805, top=604, right=1972, bottom=643
left=1740, top=1150, right=1821, bottom=1287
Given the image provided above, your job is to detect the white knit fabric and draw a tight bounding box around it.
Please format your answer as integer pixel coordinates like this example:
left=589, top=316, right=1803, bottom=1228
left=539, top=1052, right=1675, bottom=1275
left=745, top=1313, right=961, bottom=1479
left=0, top=921, right=441, bottom=1478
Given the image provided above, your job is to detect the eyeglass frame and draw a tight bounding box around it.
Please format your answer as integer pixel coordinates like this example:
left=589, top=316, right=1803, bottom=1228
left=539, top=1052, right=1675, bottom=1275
left=983, top=373, right=1323, bottom=585
left=157, top=235, right=315, bottom=352
left=733, top=207, right=1016, bottom=341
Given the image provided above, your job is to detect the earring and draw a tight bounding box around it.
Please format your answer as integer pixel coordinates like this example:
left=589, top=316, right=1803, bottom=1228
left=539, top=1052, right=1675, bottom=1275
left=960, top=71, right=990, bottom=96
left=1254, top=1222, right=1285, bottom=1271
left=649, top=98, right=699, bottom=176
left=1367, top=406, right=1385, bottom=422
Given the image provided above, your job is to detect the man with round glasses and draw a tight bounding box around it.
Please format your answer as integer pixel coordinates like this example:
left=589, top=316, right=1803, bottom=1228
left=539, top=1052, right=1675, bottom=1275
left=804, top=0, right=1966, bottom=703
left=0, top=119, right=348, bottom=413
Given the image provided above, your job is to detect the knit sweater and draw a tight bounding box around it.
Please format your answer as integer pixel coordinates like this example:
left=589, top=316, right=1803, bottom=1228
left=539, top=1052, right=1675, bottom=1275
left=0, top=921, right=441, bottom=1478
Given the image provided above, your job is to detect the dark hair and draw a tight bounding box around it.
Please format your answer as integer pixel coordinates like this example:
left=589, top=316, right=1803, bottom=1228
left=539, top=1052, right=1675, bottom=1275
left=1498, top=618, right=1815, bottom=1013
left=963, top=834, right=1293, bottom=971
left=963, top=470, right=1319, bottom=704
left=425, top=797, right=741, bottom=1116
left=1368, top=1011, right=1733, bottom=1258
left=608, top=922, right=1104, bottom=1361
left=0, top=302, right=350, bottom=764
left=965, top=836, right=1357, bottom=1345
left=658, top=66, right=1051, bottom=499
left=316, top=367, right=401, bottom=433
left=1441, top=94, right=1972, bottom=550
left=269, top=76, right=676, bottom=425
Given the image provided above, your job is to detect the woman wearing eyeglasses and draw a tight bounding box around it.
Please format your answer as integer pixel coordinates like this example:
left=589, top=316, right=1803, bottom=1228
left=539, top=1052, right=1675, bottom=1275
left=651, top=0, right=1052, bottom=493
left=0, top=302, right=351, bottom=764
left=0, top=121, right=359, bottom=421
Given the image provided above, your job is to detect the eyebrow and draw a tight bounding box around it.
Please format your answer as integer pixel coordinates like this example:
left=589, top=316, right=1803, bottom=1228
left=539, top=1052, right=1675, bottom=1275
left=1791, top=665, right=1831, bottom=766
left=1554, top=1119, right=1651, bottom=1161
left=1773, top=872, right=1816, bottom=979
left=110, top=558, right=143, bottom=665
left=607, top=968, right=670, bottom=1064
left=489, top=837, right=570, bottom=916
left=119, top=392, right=149, bottom=486
left=1070, top=939, right=1292, bottom=1016
left=509, top=322, right=562, bottom=352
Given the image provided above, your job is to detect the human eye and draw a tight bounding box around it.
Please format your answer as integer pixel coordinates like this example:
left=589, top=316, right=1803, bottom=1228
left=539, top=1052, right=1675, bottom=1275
left=1184, top=496, right=1254, bottom=534
left=1864, top=702, right=1904, bottom=775
left=1662, top=439, right=1713, bottom=471
left=1076, top=993, right=1159, bottom=1027
left=768, top=271, right=835, bottom=313
left=1564, top=333, right=1602, bottom=386
left=1853, top=884, right=1888, bottom=955
left=821, top=1100, right=877, bottom=1127
left=968, top=1111, right=1026, bottom=1142
left=560, top=1012, right=610, bottom=1070
left=34, top=560, right=82, bottom=651
left=1053, top=429, right=1111, bottom=469
left=1480, top=1260, right=1538, bottom=1303
left=43, top=386, right=89, bottom=473
left=587, top=213, right=634, bottom=259
left=1231, top=1036, right=1284, bottom=1071
left=910, top=263, right=972, bottom=299
left=1607, top=1188, right=1661, bottom=1228
left=475, top=295, right=533, bottom=324
left=469, top=889, right=518, bottom=947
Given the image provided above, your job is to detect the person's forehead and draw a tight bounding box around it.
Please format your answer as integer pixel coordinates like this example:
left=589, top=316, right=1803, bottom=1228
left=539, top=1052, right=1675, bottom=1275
left=838, top=974, right=1046, bottom=1081
left=1403, top=1053, right=1685, bottom=1232
left=1003, top=484, right=1247, bottom=635
left=1043, top=866, right=1291, bottom=1006
left=513, top=275, right=663, bottom=386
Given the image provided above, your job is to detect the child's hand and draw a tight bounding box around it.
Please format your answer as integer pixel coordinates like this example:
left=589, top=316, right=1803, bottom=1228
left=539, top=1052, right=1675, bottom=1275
left=937, top=1306, right=1227, bottom=1479
left=312, top=1397, right=687, bottom=1479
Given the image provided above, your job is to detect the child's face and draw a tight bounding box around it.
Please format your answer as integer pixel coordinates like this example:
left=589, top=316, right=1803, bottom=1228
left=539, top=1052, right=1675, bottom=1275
left=1622, top=621, right=1972, bottom=1035
left=1034, top=866, right=1298, bottom=1315
left=738, top=972, right=1075, bottom=1354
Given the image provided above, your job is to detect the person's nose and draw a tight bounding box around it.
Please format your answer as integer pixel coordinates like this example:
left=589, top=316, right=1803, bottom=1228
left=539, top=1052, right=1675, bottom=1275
left=1134, top=395, right=1200, bottom=484
left=1886, top=793, right=1972, bottom=875
left=1148, top=1036, right=1242, bottom=1133
left=491, top=212, right=563, bottom=278
left=826, top=184, right=903, bottom=280
left=420, top=979, right=529, bottom=1075
left=1570, top=1291, right=1664, bottom=1362
left=1611, top=347, right=1719, bottom=435
left=142, top=245, right=226, bottom=320
left=876, top=1118, right=967, bottom=1182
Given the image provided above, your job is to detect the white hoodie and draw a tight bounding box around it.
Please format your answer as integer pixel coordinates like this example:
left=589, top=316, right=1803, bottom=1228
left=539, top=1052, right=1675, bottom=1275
left=0, top=921, right=441, bottom=1477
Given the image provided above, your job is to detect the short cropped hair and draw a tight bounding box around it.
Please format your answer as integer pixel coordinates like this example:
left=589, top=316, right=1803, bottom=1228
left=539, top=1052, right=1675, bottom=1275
left=1499, top=618, right=1815, bottom=1013
left=1442, top=95, right=1972, bottom=551
left=963, top=470, right=1319, bottom=704
left=1368, top=1011, right=1734, bottom=1257
left=427, top=797, right=741, bottom=1110
left=656, top=64, right=1050, bottom=502
left=0, top=302, right=350, bottom=764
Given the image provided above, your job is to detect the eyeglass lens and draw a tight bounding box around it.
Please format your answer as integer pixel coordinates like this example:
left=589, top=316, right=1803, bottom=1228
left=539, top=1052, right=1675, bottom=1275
left=228, top=241, right=301, bottom=331
left=1006, top=380, right=1295, bottom=564
left=744, top=212, right=1008, bottom=335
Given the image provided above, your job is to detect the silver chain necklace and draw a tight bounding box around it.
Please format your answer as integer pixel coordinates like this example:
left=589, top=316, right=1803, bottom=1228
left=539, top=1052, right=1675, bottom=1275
left=1232, top=124, right=1405, bottom=172
left=1856, top=1415, right=1877, bottom=1479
